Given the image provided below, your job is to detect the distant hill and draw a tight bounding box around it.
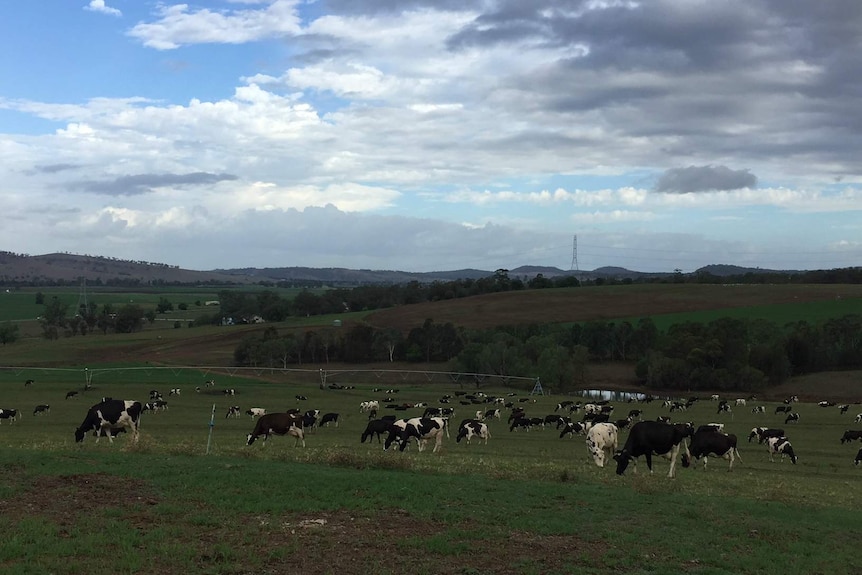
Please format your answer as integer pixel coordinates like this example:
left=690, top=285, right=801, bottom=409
left=0, top=251, right=821, bottom=286
left=0, top=252, right=255, bottom=285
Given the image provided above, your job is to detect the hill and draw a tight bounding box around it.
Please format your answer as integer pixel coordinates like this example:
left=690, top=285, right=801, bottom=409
left=0, top=251, right=834, bottom=286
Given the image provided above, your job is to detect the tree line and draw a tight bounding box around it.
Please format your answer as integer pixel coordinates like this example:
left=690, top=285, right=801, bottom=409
left=231, top=314, right=862, bottom=394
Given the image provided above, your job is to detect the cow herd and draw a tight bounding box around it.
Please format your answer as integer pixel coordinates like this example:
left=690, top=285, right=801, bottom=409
left=5, top=379, right=861, bottom=476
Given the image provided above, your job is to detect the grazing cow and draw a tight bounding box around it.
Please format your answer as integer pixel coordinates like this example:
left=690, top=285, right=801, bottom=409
left=766, top=436, right=797, bottom=464
left=361, top=418, right=395, bottom=443
left=205, top=379, right=215, bottom=387
left=839, top=404, right=850, bottom=414
left=484, top=408, right=501, bottom=420
left=735, top=398, right=747, bottom=406
left=840, top=430, right=862, bottom=444
left=319, top=412, right=340, bottom=427
left=246, top=412, right=305, bottom=447
left=628, top=409, right=643, bottom=420
left=818, top=401, right=834, bottom=407
left=784, top=395, right=799, bottom=404
left=784, top=412, right=800, bottom=424
left=169, top=388, right=181, bottom=396
left=25, top=379, right=34, bottom=387
left=0, top=409, right=20, bottom=423
left=614, top=420, right=692, bottom=478
left=149, top=390, right=162, bottom=400
left=682, top=429, right=741, bottom=471
left=223, top=389, right=236, bottom=396
left=856, top=413, right=862, bottom=424
left=586, top=423, right=618, bottom=468
left=33, top=404, right=50, bottom=416
left=855, top=448, right=862, bottom=466
left=246, top=408, right=266, bottom=418
left=555, top=401, right=574, bottom=412
left=456, top=419, right=491, bottom=445
left=509, top=415, right=532, bottom=432
left=144, top=400, right=168, bottom=412
left=559, top=421, right=587, bottom=438
left=775, top=405, right=792, bottom=414
left=751, top=406, right=766, bottom=414
left=65, top=391, right=79, bottom=400
left=74, top=399, right=143, bottom=444
left=385, top=417, right=447, bottom=453
left=295, top=395, right=308, bottom=401
left=225, top=405, right=241, bottom=418
left=717, top=401, right=732, bottom=415
left=360, top=400, right=379, bottom=413
left=302, top=410, right=319, bottom=430
left=748, top=427, right=785, bottom=444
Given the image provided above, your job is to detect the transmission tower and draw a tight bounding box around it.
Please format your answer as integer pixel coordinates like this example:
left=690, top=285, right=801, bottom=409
left=569, top=235, right=579, bottom=271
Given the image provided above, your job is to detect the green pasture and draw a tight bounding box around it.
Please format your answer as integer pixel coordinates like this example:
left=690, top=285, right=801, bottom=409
left=0, top=368, right=859, bottom=573
left=627, top=297, right=862, bottom=332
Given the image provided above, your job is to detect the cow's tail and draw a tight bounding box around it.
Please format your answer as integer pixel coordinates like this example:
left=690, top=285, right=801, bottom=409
left=734, top=447, right=742, bottom=463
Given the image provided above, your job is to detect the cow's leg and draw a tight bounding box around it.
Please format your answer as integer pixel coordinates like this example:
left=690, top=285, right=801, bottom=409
left=667, top=444, right=680, bottom=478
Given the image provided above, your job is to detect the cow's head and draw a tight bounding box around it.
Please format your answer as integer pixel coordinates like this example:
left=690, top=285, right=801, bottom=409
left=681, top=453, right=691, bottom=468
left=246, top=433, right=257, bottom=446
left=613, top=450, right=632, bottom=475
left=74, top=427, right=86, bottom=443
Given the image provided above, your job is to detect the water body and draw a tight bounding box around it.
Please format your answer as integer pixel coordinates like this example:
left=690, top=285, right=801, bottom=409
left=576, top=389, right=652, bottom=402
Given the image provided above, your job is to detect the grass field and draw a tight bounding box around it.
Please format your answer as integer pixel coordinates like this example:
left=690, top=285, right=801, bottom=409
left=2, top=283, right=862, bottom=574
left=0, top=368, right=860, bottom=574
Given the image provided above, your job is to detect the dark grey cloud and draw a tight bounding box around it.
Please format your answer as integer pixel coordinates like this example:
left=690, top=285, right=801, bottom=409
left=654, top=165, right=757, bottom=194
left=321, top=0, right=484, bottom=16
left=25, top=163, right=82, bottom=175
left=77, top=172, right=238, bottom=196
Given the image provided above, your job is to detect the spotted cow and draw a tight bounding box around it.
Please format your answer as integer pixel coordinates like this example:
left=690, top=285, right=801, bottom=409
left=74, top=399, right=143, bottom=444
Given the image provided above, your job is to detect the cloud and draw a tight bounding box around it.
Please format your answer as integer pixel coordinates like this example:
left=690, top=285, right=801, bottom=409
left=84, top=0, right=121, bottom=17
left=654, top=166, right=757, bottom=194
left=25, top=163, right=82, bottom=175
left=76, top=172, right=239, bottom=196
left=127, top=0, right=302, bottom=49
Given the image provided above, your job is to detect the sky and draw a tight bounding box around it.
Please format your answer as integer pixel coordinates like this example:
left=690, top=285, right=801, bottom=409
left=1, top=1, right=861, bottom=274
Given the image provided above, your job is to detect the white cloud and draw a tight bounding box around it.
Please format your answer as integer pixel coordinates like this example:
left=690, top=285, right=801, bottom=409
left=127, top=0, right=302, bottom=49
left=84, top=0, right=121, bottom=17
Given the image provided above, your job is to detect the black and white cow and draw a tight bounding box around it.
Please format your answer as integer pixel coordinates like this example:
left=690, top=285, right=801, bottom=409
left=0, top=409, right=19, bottom=423
left=33, top=404, right=51, bottom=416
left=559, top=421, right=587, bottom=438
left=784, top=412, right=800, bottom=424
left=319, top=412, right=340, bottom=427
left=65, top=391, right=79, bottom=400
left=246, top=407, right=266, bottom=418
left=838, top=404, right=850, bottom=414
left=775, top=405, right=792, bottom=414
left=456, top=419, right=491, bottom=445
left=246, top=412, right=305, bottom=447
left=361, top=417, right=395, bottom=443
left=74, top=399, right=143, bottom=444
left=855, top=413, right=862, bottom=424
left=748, top=427, right=784, bottom=444
left=682, top=429, right=741, bottom=471
left=855, top=448, right=862, bottom=466
left=766, top=436, right=798, bottom=464
left=225, top=405, right=241, bottom=418
left=751, top=406, right=766, bottom=414
left=614, top=420, right=692, bottom=478
left=586, top=422, right=618, bottom=468
left=840, top=430, right=862, bottom=444
left=696, top=423, right=725, bottom=434
left=384, top=417, right=447, bottom=453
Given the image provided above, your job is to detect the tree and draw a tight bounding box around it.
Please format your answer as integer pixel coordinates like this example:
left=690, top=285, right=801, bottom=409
left=156, top=297, right=173, bottom=314
left=0, top=322, right=20, bottom=345
left=34, top=291, right=44, bottom=305
left=114, top=304, right=145, bottom=333
left=40, top=297, right=69, bottom=340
